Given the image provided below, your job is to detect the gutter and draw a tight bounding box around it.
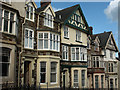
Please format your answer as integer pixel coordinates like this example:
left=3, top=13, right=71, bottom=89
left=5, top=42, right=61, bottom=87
left=18, top=17, right=25, bottom=87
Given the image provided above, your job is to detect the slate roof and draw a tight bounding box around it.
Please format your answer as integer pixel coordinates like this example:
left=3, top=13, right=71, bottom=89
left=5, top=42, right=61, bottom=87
left=55, top=4, right=79, bottom=22
left=36, top=4, right=49, bottom=14
left=91, top=31, right=112, bottom=48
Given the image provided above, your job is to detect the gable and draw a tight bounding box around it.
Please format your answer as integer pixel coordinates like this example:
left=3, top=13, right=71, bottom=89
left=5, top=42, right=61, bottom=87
left=64, top=5, right=89, bottom=34
left=106, top=33, right=119, bottom=52
left=44, top=4, right=55, bottom=17
left=26, top=1, right=37, bottom=9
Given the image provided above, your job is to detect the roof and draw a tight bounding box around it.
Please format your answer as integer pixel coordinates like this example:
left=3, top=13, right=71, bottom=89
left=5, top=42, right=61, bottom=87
left=55, top=4, right=79, bottom=22
left=36, top=4, right=49, bottom=14
left=91, top=31, right=112, bottom=48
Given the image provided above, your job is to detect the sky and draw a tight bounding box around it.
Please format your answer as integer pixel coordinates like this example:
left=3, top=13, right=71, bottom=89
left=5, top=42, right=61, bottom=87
left=35, top=1, right=119, bottom=52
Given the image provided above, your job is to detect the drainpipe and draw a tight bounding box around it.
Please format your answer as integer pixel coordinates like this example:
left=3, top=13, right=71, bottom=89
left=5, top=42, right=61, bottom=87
left=18, top=17, right=25, bottom=87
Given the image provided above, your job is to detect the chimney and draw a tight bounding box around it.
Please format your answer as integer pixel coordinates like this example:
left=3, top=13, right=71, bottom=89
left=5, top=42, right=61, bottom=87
left=89, top=26, right=93, bottom=35
left=40, top=0, right=51, bottom=7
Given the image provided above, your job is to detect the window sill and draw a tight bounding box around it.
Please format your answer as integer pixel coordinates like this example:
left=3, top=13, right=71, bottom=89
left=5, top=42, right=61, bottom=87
left=64, top=37, right=69, bottom=40
left=24, top=47, right=34, bottom=50
left=25, top=18, right=34, bottom=22
left=50, top=82, right=57, bottom=84
left=37, top=49, right=60, bottom=53
left=0, top=31, right=15, bottom=36
left=76, top=40, right=82, bottom=43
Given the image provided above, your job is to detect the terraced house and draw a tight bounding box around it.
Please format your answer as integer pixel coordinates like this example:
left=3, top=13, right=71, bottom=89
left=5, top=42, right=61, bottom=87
left=0, top=0, right=119, bottom=89
left=55, top=4, right=91, bottom=88
left=87, top=31, right=119, bottom=89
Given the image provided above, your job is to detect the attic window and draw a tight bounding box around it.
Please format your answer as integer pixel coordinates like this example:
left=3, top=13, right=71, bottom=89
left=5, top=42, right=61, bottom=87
left=59, top=15, right=61, bottom=19
left=26, top=5, right=34, bottom=21
left=44, top=13, right=53, bottom=28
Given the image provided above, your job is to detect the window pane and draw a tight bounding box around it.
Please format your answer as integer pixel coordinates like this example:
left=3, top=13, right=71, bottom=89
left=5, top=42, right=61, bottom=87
left=25, top=37, right=28, bottom=47
left=50, top=34, right=52, bottom=49
left=95, top=75, right=99, bottom=88
left=29, top=37, right=32, bottom=48
left=76, top=48, right=79, bottom=60
left=74, top=70, right=78, bottom=88
left=39, top=39, right=43, bottom=49
left=72, top=48, right=75, bottom=60
left=51, top=62, right=57, bottom=83
left=44, top=40, right=48, bottom=49
left=40, top=62, right=46, bottom=83
left=4, top=11, right=9, bottom=32
left=39, top=33, right=43, bottom=39
left=81, top=70, right=85, bottom=87
left=10, top=13, right=14, bottom=33
left=44, top=33, right=48, bottom=39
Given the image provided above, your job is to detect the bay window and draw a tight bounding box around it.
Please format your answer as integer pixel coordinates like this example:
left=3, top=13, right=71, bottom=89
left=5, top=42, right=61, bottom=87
left=38, top=32, right=60, bottom=51
left=24, top=28, right=34, bottom=49
left=71, top=47, right=87, bottom=61
left=40, top=62, right=46, bottom=83
left=1, top=9, right=17, bottom=34
left=50, top=62, right=57, bottom=83
left=26, top=5, right=34, bottom=21
left=62, top=45, right=68, bottom=60
left=74, top=70, right=79, bottom=88
left=44, top=13, right=53, bottom=28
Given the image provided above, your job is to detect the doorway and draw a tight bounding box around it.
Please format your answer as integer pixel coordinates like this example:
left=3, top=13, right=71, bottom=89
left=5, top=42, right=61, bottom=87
left=24, top=61, right=31, bottom=86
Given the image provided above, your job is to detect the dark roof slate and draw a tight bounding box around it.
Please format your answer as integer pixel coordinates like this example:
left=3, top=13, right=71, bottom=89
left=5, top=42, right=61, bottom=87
left=91, top=31, right=112, bottom=48
left=55, top=4, right=79, bottom=22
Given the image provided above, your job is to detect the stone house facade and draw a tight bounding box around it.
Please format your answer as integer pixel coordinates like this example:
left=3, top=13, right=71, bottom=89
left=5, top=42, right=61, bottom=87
left=87, top=31, right=119, bottom=89
left=0, top=0, right=119, bottom=89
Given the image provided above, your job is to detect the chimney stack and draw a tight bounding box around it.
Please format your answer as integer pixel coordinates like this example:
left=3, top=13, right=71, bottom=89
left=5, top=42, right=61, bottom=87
left=40, top=0, right=51, bottom=7
left=89, top=26, right=93, bottom=35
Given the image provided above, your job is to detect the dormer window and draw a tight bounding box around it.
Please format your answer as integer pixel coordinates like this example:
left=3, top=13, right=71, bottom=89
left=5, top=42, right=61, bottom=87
left=26, top=5, right=34, bottom=21
left=44, top=13, right=53, bottom=28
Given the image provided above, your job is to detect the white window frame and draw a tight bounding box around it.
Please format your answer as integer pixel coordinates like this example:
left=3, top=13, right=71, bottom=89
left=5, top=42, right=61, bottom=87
left=40, top=62, right=46, bottom=84
left=64, top=25, right=69, bottom=38
left=1, top=9, right=16, bottom=35
left=25, top=5, right=34, bottom=21
left=81, top=70, right=85, bottom=87
left=0, top=48, right=11, bottom=77
left=50, top=62, right=57, bottom=84
left=93, top=56, right=100, bottom=68
left=76, top=30, right=81, bottom=42
left=71, top=47, right=87, bottom=61
left=24, top=28, right=34, bottom=49
left=73, top=70, right=79, bottom=88
left=37, top=32, right=60, bottom=52
left=95, top=75, right=99, bottom=88
left=44, top=13, right=53, bottom=28
left=62, top=45, right=68, bottom=61
left=101, top=75, right=104, bottom=88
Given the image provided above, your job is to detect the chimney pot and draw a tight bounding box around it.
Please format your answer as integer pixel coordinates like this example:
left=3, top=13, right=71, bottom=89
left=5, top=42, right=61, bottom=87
left=89, top=26, right=93, bottom=35
left=40, top=0, right=51, bottom=7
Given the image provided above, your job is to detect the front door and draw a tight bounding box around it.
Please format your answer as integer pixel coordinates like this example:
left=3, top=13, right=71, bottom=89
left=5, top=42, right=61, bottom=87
left=24, top=61, right=31, bottom=86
